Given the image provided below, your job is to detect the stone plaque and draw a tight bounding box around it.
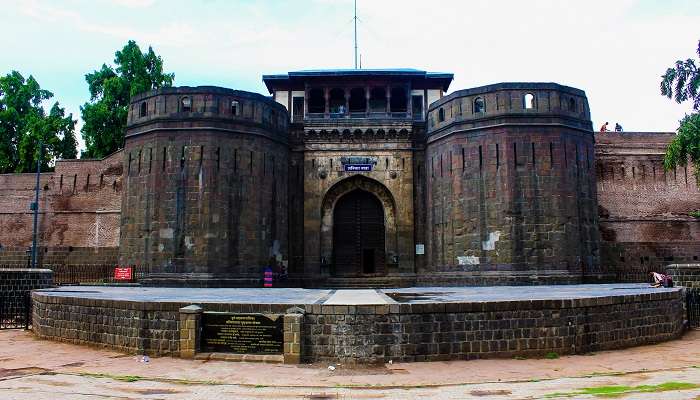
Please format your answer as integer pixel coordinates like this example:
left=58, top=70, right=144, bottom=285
left=201, top=313, right=283, bottom=354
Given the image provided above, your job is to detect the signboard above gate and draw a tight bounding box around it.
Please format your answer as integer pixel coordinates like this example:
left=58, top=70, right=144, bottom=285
left=344, top=164, right=373, bottom=172
left=341, top=156, right=377, bottom=172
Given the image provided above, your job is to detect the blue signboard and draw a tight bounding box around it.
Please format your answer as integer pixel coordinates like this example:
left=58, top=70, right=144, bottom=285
left=344, top=164, right=373, bottom=172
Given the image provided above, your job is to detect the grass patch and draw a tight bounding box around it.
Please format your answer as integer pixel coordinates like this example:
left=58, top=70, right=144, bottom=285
left=75, top=372, right=220, bottom=386
left=514, top=356, right=527, bottom=360
left=689, top=210, right=700, bottom=218
left=545, top=381, right=699, bottom=398
left=544, top=352, right=559, bottom=359
left=79, top=372, right=144, bottom=382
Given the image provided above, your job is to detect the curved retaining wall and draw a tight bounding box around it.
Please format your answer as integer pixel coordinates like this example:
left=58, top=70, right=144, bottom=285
left=120, top=87, right=290, bottom=285
left=32, top=287, right=684, bottom=363
left=667, top=264, right=700, bottom=289
left=424, top=83, right=600, bottom=284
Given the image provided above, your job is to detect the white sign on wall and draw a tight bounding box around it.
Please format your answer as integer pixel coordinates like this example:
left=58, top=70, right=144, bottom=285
left=415, top=244, right=425, bottom=255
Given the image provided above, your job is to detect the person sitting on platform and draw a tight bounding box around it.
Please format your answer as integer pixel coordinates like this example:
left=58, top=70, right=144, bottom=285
left=649, top=271, right=674, bottom=288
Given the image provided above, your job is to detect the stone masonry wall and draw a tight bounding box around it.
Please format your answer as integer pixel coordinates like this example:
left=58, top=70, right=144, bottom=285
left=424, top=83, right=600, bottom=283
left=302, top=291, right=684, bottom=363
left=32, top=289, right=684, bottom=363
left=666, top=264, right=700, bottom=289
left=120, top=87, right=289, bottom=281
left=31, top=294, right=304, bottom=357
left=32, top=296, right=181, bottom=355
left=0, top=269, right=53, bottom=295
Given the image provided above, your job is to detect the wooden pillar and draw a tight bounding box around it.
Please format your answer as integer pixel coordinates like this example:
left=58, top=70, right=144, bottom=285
left=386, top=84, right=391, bottom=115
left=365, top=86, right=371, bottom=116
left=344, top=88, right=350, bottom=117
left=324, top=87, right=329, bottom=117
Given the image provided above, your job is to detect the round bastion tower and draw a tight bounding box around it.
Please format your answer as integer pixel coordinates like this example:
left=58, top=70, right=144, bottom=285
left=120, top=87, right=289, bottom=286
left=425, top=83, right=601, bottom=284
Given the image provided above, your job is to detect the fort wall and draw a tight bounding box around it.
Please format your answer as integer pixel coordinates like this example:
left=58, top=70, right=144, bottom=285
left=0, top=82, right=697, bottom=286
left=0, top=152, right=122, bottom=267
left=596, top=131, right=700, bottom=281
left=120, top=87, right=289, bottom=284
left=424, top=83, right=601, bottom=283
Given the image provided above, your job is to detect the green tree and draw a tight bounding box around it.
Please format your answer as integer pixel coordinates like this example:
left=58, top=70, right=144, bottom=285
left=80, top=40, right=174, bottom=158
left=0, top=71, right=77, bottom=173
left=661, top=40, right=700, bottom=180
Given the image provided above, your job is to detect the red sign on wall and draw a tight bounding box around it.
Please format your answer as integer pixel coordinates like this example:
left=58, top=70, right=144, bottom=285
left=114, top=267, right=132, bottom=281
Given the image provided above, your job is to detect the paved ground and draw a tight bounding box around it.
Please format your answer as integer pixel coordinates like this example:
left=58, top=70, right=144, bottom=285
left=36, top=283, right=676, bottom=305
left=2, top=329, right=700, bottom=399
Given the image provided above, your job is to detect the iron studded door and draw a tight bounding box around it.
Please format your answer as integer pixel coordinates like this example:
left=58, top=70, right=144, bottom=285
left=333, top=190, right=385, bottom=276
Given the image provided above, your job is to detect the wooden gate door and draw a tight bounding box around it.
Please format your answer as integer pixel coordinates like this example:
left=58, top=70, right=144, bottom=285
left=332, top=190, right=385, bottom=276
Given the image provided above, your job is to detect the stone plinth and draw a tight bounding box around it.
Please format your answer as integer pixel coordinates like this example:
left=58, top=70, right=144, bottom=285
left=31, top=285, right=684, bottom=364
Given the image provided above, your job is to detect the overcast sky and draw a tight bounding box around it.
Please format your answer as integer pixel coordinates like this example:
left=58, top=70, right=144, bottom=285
left=1, top=0, right=699, bottom=152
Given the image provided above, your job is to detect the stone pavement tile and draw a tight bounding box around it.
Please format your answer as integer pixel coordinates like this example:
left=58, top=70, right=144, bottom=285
left=323, top=289, right=389, bottom=305
left=34, top=283, right=676, bottom=305
left=2, top=329, right=700, bottom=390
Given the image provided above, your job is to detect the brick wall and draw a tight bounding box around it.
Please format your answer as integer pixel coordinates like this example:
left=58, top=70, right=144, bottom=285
left=0, top=151, right=122, bottom=263
left=596, top=132, right=700, bottom=281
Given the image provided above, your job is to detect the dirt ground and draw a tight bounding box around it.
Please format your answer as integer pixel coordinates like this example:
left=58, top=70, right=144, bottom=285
left=1, top=329, right=700, bottom=399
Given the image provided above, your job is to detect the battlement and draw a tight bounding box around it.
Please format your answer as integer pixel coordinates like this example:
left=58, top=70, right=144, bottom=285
left=427, top=82, right=592, bottom=140
left=127, top=86, right=289, bottom=140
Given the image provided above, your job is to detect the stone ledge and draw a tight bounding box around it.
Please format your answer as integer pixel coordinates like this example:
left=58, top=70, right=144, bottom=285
left=194, top=352, right=284, bottom=363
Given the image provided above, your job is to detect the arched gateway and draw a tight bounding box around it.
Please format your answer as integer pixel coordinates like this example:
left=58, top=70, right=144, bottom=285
left=320, top=176, right=398, bottom=277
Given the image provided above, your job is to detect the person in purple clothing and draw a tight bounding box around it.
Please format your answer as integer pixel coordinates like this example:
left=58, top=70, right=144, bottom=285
left=650, top=271, right=673, bottom=288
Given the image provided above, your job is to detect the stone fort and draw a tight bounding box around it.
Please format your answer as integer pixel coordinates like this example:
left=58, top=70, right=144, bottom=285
left=1, top=69, right=698, bottom=287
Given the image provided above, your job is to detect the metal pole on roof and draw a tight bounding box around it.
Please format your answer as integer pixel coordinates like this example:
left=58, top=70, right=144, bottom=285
left=354, top=0, right=358, bottom=69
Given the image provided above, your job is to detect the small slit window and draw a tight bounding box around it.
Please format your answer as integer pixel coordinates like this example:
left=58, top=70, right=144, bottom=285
left=181, top=97, right=191, bottom=112
left=139, top=101, right=147, bottom=117
left=523, top=93, right=535, bottom=109
left=438, top=107, right=445, bottom=122
left=474, top=97, right=485, bottom=113
left=231, top=100, right=239, bottom=116
left=568, top=98, right=576, bottom=112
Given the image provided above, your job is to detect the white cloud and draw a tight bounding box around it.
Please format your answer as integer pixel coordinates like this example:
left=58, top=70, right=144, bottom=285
left=104, top=0, right=156, bottom=8
left=11, top=0, right=700, bottom=132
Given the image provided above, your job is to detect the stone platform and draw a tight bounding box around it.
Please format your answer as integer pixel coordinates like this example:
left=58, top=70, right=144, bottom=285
left=32, top=284, right=686, bottom=363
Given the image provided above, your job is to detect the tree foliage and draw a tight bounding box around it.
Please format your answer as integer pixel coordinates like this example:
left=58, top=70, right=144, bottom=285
left=660, top=40, right=700, bottom=111
left=662, top=40, right=700, bottom=182
left=0, top=71, right=77, bottom=173
left=664, top=113, right=700, bottom=175
left=80, top=40, right=174, bottom=158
